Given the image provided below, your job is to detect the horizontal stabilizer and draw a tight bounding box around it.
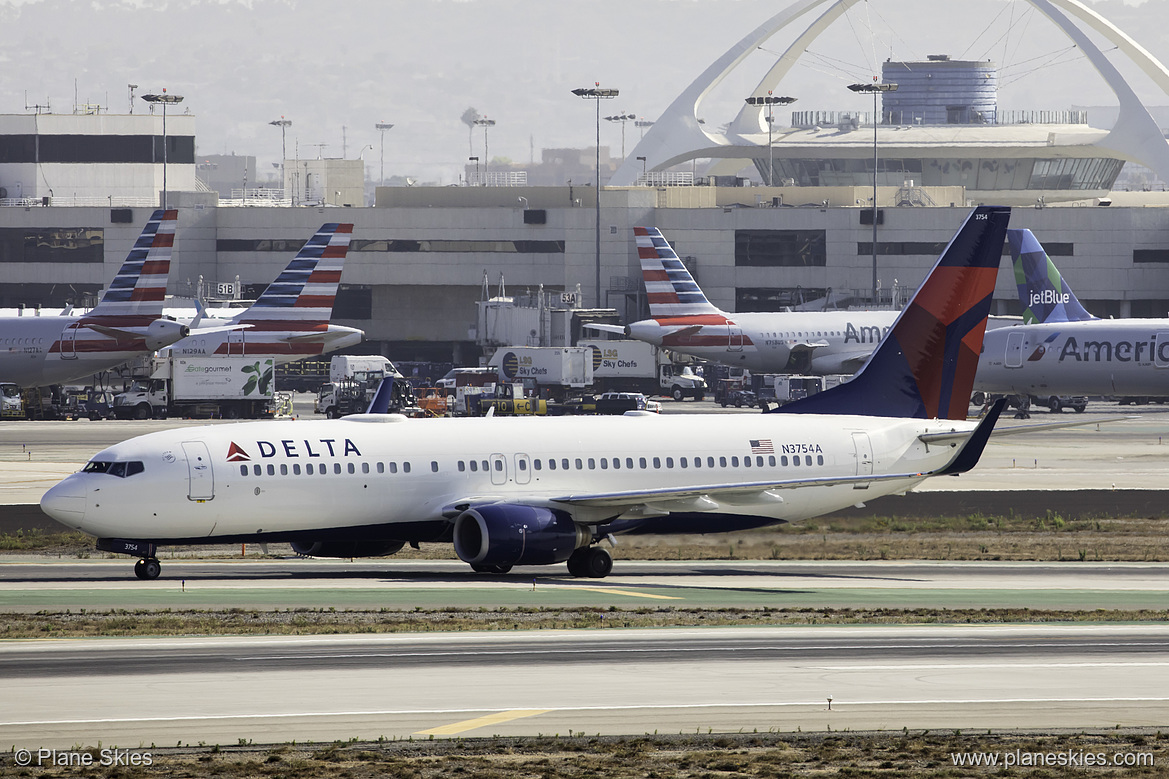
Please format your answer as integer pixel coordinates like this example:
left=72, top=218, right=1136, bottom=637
left=582, top=323, right=627, bottom=335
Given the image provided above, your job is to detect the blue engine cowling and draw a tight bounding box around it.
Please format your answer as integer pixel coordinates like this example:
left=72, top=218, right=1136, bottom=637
left=454, top=504, right=589, bottom=568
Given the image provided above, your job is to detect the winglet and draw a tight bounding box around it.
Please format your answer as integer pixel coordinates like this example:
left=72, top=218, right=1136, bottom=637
left=1009, top=228, right=1094, bottom=324
left=366, top=378, right=395, bottom=414
left=772, top=205, right=1011, bottom=420
left=87, top=209, right=177, bottom=320
left=937, top=398, right=1006, bottom=475
left=634, top=227, right=721, bottom=318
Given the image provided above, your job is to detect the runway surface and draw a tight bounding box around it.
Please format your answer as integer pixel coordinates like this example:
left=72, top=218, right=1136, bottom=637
left=2, top=625, right=1167, bottom=748
left=2, top=559, right=1166, bottom=611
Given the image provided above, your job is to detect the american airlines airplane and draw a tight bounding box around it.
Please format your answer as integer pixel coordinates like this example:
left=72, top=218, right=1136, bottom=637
left=977, top=228, right=1169, bottom=401
left=587, top=226, right=898, bottom=374
left=40, top=206, right=1011, bottom=581
left=162, top=223, right=363, bottom=362
left=0, top=209, right=188, bottom=387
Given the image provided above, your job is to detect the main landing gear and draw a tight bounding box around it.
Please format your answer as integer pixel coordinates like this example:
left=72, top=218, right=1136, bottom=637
left=133, top=557, right=162, bottom=580
left=567, top=546, right=613, bottom=578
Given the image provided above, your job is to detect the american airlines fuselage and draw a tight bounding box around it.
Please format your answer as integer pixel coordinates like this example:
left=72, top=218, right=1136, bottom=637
left=43, top=411, right=976, bottom=545
left=0, top=315, right=187, bottom=387
left=977, top=320, right=1169, bottom=396
left=627, top=310, right=897, bottom=374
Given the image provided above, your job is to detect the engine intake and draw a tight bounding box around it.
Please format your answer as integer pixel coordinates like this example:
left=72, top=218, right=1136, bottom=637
left=454, top=504, right=589, bottom=568
left=291, top=539, right=405, bottom=558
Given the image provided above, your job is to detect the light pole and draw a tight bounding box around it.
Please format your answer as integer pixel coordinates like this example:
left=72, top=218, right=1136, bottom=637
left=604, top=113, right=636, bottom=160
left=572, top=84, right=618, bottom=308
left=848, top=80, right=898, bottom=306
left=375, top=122, right=394, bottom=186
left=744, top=92, right=796, bottom=186
left=269, top=117, right=291, bottom=193
left=473, top=118, right=495, bottom=185
left=141, top=91, right=184, bottom=210
left=635, top=118, right=653, bottom=140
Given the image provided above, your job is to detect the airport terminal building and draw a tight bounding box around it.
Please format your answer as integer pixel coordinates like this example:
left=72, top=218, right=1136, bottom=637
left=4, top=0, right=1169, bottom=365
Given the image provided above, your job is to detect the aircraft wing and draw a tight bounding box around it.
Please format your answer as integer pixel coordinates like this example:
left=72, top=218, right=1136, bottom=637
left=582, top=323, right=627, bottom=335
left=548, top=470, right=929, bottom=510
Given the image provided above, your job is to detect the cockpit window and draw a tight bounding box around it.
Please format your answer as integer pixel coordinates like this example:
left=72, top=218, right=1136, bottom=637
left=83, top=460, right=144, bottom=478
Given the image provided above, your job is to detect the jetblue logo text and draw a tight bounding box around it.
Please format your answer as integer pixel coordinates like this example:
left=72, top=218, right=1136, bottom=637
left=1030, top=289, right=1070, bottom=308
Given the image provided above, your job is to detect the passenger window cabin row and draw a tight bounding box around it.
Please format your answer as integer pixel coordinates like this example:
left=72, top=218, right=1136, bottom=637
left=236, top=453, right=826, bottom=478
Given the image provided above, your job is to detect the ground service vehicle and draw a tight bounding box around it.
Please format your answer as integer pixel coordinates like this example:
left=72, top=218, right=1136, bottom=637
left=579, top=339, right=705, bottom=400
left=0, top=383, right=23, bottom=418
left=316, top=356, right=413, bottom=418
left=488, top=347, right=592, bottom=399
left=113, top=356, right=276, bottom=419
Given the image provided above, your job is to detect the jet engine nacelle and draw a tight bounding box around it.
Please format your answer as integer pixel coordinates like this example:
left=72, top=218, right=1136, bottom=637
left=453, top=504, right=589, bottom=568
left=145, top=318, right=191, bottom=350
left=291, top=539, right=406, bottom=558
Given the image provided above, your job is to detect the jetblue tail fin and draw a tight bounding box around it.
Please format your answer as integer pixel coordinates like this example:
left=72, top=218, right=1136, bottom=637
left=236, top=223, right=354, bottom=327
left=634, top=227, right=722, bottom=318
left=773, top=205, right=1010, bottom=420
left=88, top=209, right=177, bottom=321
left=1009, top=228, right=1094, bottom=324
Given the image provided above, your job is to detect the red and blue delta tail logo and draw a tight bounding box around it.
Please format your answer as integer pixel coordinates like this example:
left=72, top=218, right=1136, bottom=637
left=773, top=206, right=1011, bottom=420
left=634, top=227, right=721, bottom=318
left=86, top=209, right=177, bottom=323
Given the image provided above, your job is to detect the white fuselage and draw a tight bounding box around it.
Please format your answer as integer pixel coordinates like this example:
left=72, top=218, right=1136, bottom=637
left=42, top=411, right=975, bottom=543
left=0, top=315, right=185, bottom=387
left=627, top=309, right=897, bottom=374
left=977, top=319, right=1169, bottom=397
left=161, top=323, right=364, bottom=364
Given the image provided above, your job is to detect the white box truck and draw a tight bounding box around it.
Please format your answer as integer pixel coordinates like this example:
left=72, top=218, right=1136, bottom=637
left=113, top=356, right=276, bottom=419
left=579, top=339, right=706, bottom=401
left=488, top=346, right=593, bottom=399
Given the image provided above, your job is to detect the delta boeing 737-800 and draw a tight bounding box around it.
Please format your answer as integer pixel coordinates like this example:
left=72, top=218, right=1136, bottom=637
left=40, top=206, right=1012, bottom=581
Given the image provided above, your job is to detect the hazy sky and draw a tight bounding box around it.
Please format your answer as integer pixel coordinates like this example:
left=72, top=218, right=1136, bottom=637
left=0, top=0, right=1165, bottom=184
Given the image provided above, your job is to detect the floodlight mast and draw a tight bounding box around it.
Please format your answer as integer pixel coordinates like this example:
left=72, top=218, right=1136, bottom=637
left=572, top=85, right=619, bottom=308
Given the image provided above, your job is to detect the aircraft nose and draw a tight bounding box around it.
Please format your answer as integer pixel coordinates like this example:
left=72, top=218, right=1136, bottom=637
left=40, top=478, right=86, bottom=525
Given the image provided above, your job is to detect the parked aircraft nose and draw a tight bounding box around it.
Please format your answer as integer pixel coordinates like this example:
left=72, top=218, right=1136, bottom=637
left=40, top=478, right=86, bottom=526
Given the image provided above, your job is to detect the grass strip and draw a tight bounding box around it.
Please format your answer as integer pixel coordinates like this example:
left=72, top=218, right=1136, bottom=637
left=4, top=605, right=1169, bottom=639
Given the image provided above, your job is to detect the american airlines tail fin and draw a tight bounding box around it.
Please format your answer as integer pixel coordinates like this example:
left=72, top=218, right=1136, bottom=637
left=234, top=223, right=354, bottom=328
left=634, top=227, right=722, bottom=318
left=1009, top=228, right=1095, bottom=324
left=87, top=209, right=177, bottom=321
left=773, top=205, right=1010, bottom=420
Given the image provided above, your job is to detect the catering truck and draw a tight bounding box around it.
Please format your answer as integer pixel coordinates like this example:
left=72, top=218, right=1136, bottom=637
left=579, top=339, right=706, bottom=400
left=113, top=355, right=276, bottom=419
left=487, top=346, right=592, bottom=400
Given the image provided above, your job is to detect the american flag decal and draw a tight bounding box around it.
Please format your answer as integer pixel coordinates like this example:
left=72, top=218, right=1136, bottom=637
left=749, top=439, right=774, bottom=454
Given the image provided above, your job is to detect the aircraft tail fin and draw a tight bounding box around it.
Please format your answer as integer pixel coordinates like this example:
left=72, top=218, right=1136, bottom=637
left=1009, top=228, right=1094, bottom=324
left=634, top=227, right=722, bottom=317
left=772, top=205, right=1011, bottom=420
left=236, top=223, right=354, bottom=326
left=88, top=209, right=177, bottom=320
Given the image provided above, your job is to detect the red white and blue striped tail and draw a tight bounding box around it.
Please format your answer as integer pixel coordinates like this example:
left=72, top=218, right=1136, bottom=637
left=88, top=209, right=177, bottom=320
left=634, top=227, right=721, bottom=318
left=238, top=223, right=353, bottom=325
